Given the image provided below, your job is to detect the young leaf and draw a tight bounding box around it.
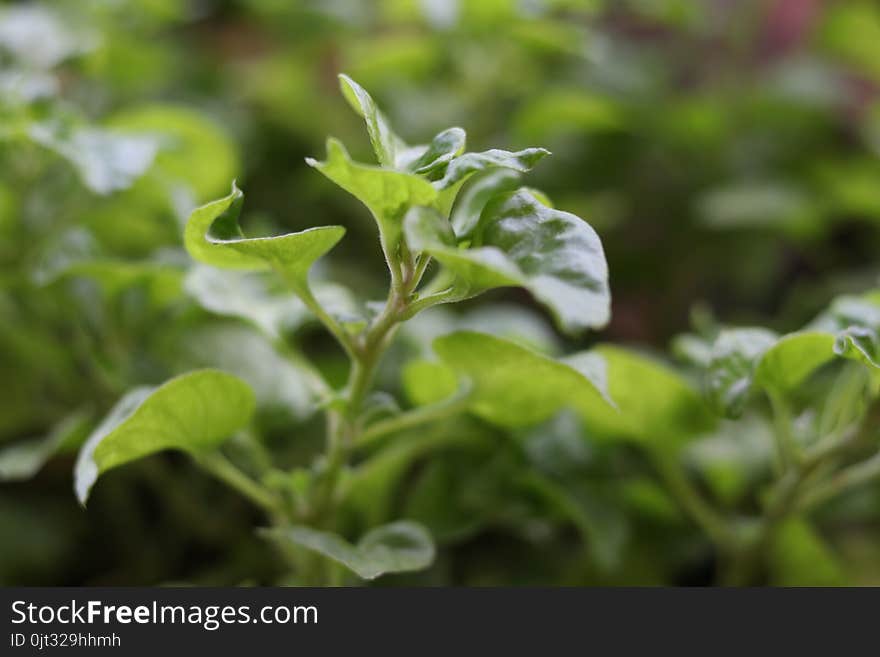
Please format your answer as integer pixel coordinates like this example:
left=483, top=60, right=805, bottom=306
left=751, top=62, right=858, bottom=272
left=707, top=329, right=779, bottom=417
left=306, top=138, right=436, bottom=253
left=409, top=127, right=467, bottom=175
left=431, top=331, right=612, bottom=427
left=434, top=147, right=551, bottom=216
left=434, top=147, right=551, bottom=191
left=406, top=189, right=610, bottom=334
left=835, top=326, right=880, bottom=368
left=449, top=168, right=521, bottom=238
left=74, top=370, right=255, bottom=504
left=338, top=74, right=406, bottom=168
left=262, top=521, right=435, bottom=580
left=184, top=183, right=345, bottom=299
left=810, top=292, right=880, bottom=370
left=707, top=305, right=880, bottom=419
left=755, top=332, right=839, bottom=390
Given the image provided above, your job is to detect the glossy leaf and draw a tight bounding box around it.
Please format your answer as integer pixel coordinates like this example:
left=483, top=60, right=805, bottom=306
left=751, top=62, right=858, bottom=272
left=306, top=138, right=436, bottom=251
left=338, top=74, right=406, bottom=167
left=432, top=331, right=612, bottom=427
left=811, top=293, right=880, bottom=370
left=449, top=168, right=521, bottom=238
left=706, top=295, right=880, bottom=417
left=433, top=147, right=551, bottom=191
left=74, top=370, right=255, bottom=504
left=409, top=127, right=467, bottom=175
left=407, top=189, right=610, bottom=333
left=263, top=521, right=435, bottom=580
left=184, top=183, right=345, bottom=298
left=707, top=329, right=778, bottom=417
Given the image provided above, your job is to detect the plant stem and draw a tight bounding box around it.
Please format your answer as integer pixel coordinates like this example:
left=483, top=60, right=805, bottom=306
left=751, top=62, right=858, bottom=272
left=355, top=384, right=474, bottom=447
left=798, top=449, right=880, bottom=511
left=720, top=425, right=861, bottom=585
left=306, top=272, right=413, bottom=527
left=297, top=288, right=356, bottom=359
left=403, top=286, right=463, bottom=319
left=198, top=451, right=279, bottom=513
left=767, top=389, right=798, bottom=472
left=288, top=242, right=448, bottom=583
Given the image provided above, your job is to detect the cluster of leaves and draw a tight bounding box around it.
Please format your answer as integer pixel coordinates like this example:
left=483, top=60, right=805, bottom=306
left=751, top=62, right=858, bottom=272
left=3, top=1, right=880, bottom=586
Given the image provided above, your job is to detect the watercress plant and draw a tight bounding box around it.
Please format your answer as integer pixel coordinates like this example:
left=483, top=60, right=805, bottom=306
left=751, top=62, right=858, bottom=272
left=65, top=75, right=880, bottom=586
left=71, top=75, right=612, bottom=584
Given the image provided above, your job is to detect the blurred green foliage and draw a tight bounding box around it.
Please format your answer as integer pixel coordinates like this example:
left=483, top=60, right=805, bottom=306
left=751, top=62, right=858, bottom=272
left=2, top=0, right=880, bottom=586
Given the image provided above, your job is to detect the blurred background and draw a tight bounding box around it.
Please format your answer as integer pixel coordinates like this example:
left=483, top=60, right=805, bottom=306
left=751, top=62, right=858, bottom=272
left=2, top=0, right=880, bottom=585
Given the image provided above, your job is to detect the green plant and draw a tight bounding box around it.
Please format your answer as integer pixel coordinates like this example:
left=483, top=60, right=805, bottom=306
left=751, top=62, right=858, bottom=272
left=67, top=75, right=613, bottom=584
left=56, top=75, right=880, bottom=586
left=4, top=62, right=879, bottom=585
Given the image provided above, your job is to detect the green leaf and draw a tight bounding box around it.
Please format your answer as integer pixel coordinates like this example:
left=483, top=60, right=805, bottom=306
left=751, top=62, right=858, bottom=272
left=706, top=294, right=880, bottom=417
left=431, top=147, right=550, bottom=216
left=180, top=325, right=319, bottom=419
left=184, top=265, right=308, bottom=340
left=262, top=521, right=435, bottom=580
left=0, top=411, right=90, bottom=482
left=306, top=138, right=436, bottom=253
left=686, top=415, right=775, bottom=506
left=432, top=331, right=612, bottom=427
left=402, top=360, right=459, bottom=407
left=185, top=266, right=363, bottom=339
left=449, top=168, right=521, bottom=239
left=408, top=126, right=466, bottom=175
left=74, top=370, right=255, bottom=504
left=433, top=147, right=551, bottom=191
left=811, top=293, right=880, bottom=370
left=574, top=345, right=715, bottom=449
left=342, top=425, right=480, bottom=527
left=755, top=332, right=839, bottom=390
left=338, top=73, right=406, bottom=167
left=835, top=326, right=880, bottom=368
left=184, top=183, right=345, bottom=299
left=706, top=329, right=779, bottom=417
left=107, top=104, right=239, bottom=201
left=28, top=122, right=160, bottom=195
left=407, top=189, right=610, bottom=334
left=769, top=518, right=846, bottom=586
